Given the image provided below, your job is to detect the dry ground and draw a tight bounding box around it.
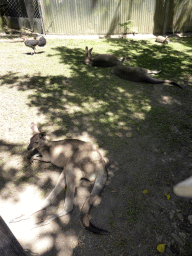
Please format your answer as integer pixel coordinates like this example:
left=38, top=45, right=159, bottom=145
left=0, top=34, right=192, bottom=256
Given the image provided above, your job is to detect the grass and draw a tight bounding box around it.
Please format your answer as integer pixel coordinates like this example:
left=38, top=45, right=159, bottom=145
left=2, top=36, right=191, bottom=149
left=1, top=35, right=192, bottom=255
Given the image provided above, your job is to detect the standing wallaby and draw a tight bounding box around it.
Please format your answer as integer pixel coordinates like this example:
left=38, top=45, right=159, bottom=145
left=10, top=123, right=108, bottom=234
left=174, top=176, right=192, bottom=198
left=84, top=46, right=125, bottom=67
left=112, top=65, right=183, bottom=89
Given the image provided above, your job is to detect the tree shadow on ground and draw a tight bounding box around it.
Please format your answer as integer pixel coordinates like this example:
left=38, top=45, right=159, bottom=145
left=1, top=37, right=192, bottom=255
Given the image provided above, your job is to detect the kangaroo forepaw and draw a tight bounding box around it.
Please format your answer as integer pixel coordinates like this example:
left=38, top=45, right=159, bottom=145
left=32, top=209, right=72, bottom=229
left=9, top=214, right=30, bottom=223
left=31, top=213, right=59, bottom=229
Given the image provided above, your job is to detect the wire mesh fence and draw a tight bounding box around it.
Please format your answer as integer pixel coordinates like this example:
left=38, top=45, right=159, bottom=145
left=3, top=0, right=43, bottom=33
left=3, top=0, right=40, bottom=18
left=3, top=0, right=24, bottom=17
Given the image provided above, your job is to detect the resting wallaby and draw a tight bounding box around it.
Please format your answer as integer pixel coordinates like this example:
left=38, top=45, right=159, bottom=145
left=156, top=36, right=169, bottom=44
left=112, top=65, right=183, bottom=89
left=174, top=176, right=192, bottom=198
left=84, top=46, right=125, bottom=67
left=10, top=123, right=108, bottom=234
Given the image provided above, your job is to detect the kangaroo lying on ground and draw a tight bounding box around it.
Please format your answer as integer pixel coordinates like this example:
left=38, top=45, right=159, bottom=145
left=84, top=46, right=125, bottom=67
left=174, top=176, right=192, bottom=198
left=155, top=36, right=170, bottom=44
left=112, top=64, right=183, bottom=89
left=10, top=123, right=108, bottom=234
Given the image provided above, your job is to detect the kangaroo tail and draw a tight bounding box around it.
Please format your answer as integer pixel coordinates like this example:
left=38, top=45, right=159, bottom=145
left=10, top=214, right=30, bottom=223
left=166, top=81, right=183, bottom=89
left=80, top=167, right=108, bottom=234
left=145, top=77, right=183, bottom=89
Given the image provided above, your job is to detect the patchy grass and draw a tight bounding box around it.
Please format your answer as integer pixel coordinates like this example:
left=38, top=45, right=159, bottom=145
left=0, top=35, right=192, bottom=255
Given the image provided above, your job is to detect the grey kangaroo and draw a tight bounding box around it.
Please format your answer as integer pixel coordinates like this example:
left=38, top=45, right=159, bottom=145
left=84, top=46, right=125, bottom=67
left=10, top=123, right=108, bottom=234
left=155, top=36, right=169, bottom=44
left=112, top=65, right=183, bottom=89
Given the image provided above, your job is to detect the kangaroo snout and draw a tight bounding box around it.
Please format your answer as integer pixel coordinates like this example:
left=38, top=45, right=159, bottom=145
left=27, top=144, right=33, bottom=151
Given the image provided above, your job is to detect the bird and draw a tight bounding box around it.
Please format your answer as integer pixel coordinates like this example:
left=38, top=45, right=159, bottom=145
left=22, top=36, right=46, bottom=55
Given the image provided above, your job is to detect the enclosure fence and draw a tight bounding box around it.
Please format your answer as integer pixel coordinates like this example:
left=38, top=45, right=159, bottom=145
left=2, top=0, right=192, bottom=35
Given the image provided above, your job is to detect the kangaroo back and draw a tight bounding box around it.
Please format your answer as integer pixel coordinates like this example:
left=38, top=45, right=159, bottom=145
left=84, top=46, right=123, bottom=67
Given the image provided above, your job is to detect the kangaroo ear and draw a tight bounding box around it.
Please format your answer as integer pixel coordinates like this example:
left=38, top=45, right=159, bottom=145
left=31, top=122, right=40, bottom=134
left=88, top=48, right=93, bottom=54
left=88, top=48, right=93, bottom=58
left=39, top=132, right=46, bottom=138
left=85, top=46, right=88, bottom=54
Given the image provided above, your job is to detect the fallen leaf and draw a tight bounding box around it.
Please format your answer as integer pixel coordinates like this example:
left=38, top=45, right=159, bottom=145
left=165, top=193, right=170, bottom=200
left=142, top=189, right=149, bottom=194
left=156, top=243, right=165, bottom=253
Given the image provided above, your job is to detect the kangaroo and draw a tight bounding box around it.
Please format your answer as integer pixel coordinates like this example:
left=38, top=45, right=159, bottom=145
left=156, top=36, right=169, bottom=44
left=111, top=64, right=183, bottom=89
left=84, top=46, right=125, bottom=67
left=10, top=123, right=108, bottom=234
left=174, top=176, right=192, bottom=198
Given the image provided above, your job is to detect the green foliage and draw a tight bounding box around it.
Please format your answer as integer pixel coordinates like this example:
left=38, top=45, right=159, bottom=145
left=119, top=20, right=133, bottom=34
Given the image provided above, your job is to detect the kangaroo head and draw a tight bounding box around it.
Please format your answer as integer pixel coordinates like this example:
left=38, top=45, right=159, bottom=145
left=27, top=132, right=46, bottom=151
left=164, top=36, right=169, bottom=44
left=84, top=46, right=93, bottom=65
left=27, top=122, right=46, bottom=151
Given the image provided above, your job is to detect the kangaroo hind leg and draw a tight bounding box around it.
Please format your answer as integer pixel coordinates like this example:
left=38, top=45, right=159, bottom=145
left=42, top=164, right=83, bottom=225
left=80, top=165, right=108, bottom=234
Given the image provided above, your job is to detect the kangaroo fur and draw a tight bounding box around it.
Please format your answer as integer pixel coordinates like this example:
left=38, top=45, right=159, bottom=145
left=10, top=123, right=109, bottom=234
left=84, top=46, right=124, bottom=67
left=112, top=65, right=183, bottom=89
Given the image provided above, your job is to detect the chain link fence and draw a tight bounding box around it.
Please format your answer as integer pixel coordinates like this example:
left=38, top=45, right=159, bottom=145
left=2, top=0, right=43, bottom=33
left=4, top=0, right=40, bottom=18
left=4, top=0, right=25, bottom=17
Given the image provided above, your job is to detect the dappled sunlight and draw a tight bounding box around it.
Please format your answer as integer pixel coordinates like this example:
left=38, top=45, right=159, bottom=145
left=1, top=154, right=23, bottom=172
left=1, top=37, right=192, bottom=255
left=33, top=236, right=54, bottom=254
left=75, top=186, right=90, bottom=209
left=159, top=95, right=182, bottom=105
left=133, top=112, right=145, bottom=120
left=56, top=232, right=78, bottom=255
left=0, top=70, right=153, bottom=142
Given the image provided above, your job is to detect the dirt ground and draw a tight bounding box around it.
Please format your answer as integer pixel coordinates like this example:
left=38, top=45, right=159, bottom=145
left=0, top=34, right=192, bottom=256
